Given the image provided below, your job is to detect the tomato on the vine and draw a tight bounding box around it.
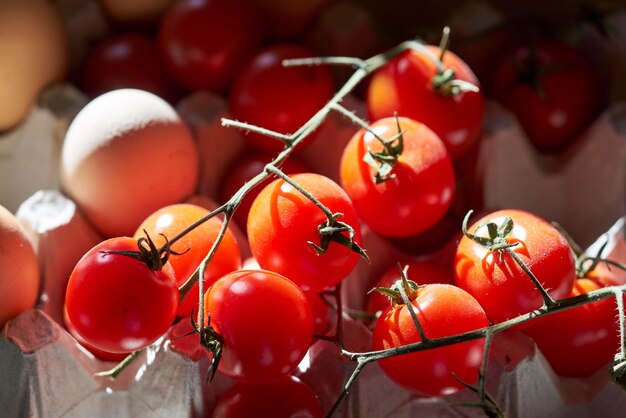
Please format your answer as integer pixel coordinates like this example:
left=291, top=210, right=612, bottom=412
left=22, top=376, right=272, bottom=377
left=340, top=116, right=455, bottom=237
left=372, top=283, right=489, bottom=396
left=65, top=237, right=179, bottom=353
left=229, top=44, right=334, bottom=152
left=454, top=209, right=576, bottom=324
left=522, top=277, right=620, bottom=377
left=367, top=45, right=484, bottom=161
left=490, top=40, right=602, bottom=151
left=134, top=203, right=241, bottom=318
left=157, top=0, right=263, bottom=92
left=247, top=172, right=364, bottom=292
left=211, top=375, right=323, bottom=418
left=203, top=269, right=313, bottom=383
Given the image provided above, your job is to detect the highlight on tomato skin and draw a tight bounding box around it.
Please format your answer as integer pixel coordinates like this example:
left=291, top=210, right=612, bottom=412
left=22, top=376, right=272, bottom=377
left=65, top=237, right=180, bottom=354
left=371, top=283, right=489, bottom=396
left=210, top=375, right=324, bottom=418
left=454, top=209, right=577, bottom=325
left=339, top=116, right=455, bottom=238
left=522, top=277, right=622, bottom=378
left=203, top=269, right=314, bottom=384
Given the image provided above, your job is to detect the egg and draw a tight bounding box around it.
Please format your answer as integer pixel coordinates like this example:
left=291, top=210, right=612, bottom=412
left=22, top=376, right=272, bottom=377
left=0, top=204, right=40, bottom=329
left=60, top=88, right=200, bottom=237
left=0, top=0, right=69, bottom=132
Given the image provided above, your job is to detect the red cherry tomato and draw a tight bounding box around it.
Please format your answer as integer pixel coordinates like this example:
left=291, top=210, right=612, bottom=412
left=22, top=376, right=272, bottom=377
left=454, top=209, right=576, bottom=324
left=522, top=277, right=620, bottom=377
left=304, top=291, right=333, bottom=336
left=204, top=269, right=313, bottom=383
left=79, top=33, right=180, bottom=103
left=63, top=307, right=128, bottom=362
left=218, top=151, right=309, bottom=233
left=229, top=44, right=334, bottom=152
left=366, top=259, right=454, bottom=316
left=490, top=40, right=602, bottom=151
left=134, top=203, right=241, bottom=318
left=372, top=284, right=489, bottom=396
left=158, top=0, right=263, bottom=92
left=212, top=375, right=323, bottom=418
left=250, top=0, right=329, bottom=40
left=247, top=173, right=363, bottom=292
left=339, top=116, right=455, bottom=237
left=65, top=237, right=179, bottom=353
left=367, top=45, right=484, bottom=161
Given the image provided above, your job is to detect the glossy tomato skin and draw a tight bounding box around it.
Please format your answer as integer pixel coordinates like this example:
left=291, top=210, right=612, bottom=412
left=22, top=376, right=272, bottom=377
left=229, top=44, right=334, bottom=152
left=79, top=33, right=180, bottom=103
left=211, top=375, right=323, bottom=418
left=454, top=209, right=576, bottom=324
left=490, top=41, right=602, bottom=151
left=247, top=173, right=363, bottom=292
left=340, top=116, right=455, bottom=237
left=158, top=0, right=263, bottom=92
left=366, top=259, right=454, bottom=316
left=367, top=46, right=484, bottom=161
left=372, top=284, right=489, bottom=396
left=522, top=278, right=620, bottom=377
left=134, top=203, right=241, bottom=318
left=218, top=151, right=309, bottom=233
left=65, top=237, right=179, bottom=353
left=204, top=270, right=313, bottom=383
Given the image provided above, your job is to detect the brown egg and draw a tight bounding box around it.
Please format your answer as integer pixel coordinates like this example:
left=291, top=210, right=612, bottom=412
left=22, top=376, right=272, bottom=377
left=0, top=0, right=69, bottom=132
left=60, top=89, right=200, bottom=238
left=0, top=204, right=40, bottom=329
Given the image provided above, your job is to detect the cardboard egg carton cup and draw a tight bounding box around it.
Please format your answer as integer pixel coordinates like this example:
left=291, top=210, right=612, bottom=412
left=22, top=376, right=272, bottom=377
left=1, top=73, right=626, bottom=416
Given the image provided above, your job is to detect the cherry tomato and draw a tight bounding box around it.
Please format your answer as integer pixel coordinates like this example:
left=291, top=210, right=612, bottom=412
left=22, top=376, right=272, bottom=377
left=372, top=283, right=489, bottom=396
left=247, top=173, right=363, bottom=292
left=250, top=0, right=329, bottom=40
left=367, top=45, right=484, bottom=161
left=218, top=151, right=309, bottom=233
left=211, top=375, right=323, bottom=418
left=304, top=291, right=333, bottom=336
left=204, top=269, right=313, bottom=383
left=65, top=237, right=179, bottom=353
left=134, top=203, right=241, bottom=318
left=229, top=44, right=334, bottom=152
left=339, top=116, right=455, bottom=237
left=522, top=278, right=620, bottom=377
left=490, top=40, right=602, bottom=151
left=79, top=33, right=180, bottom=103
left=157, top=0, right=263, bottom=92
left=454, top=209, right=576, bottom=324
left=366, top=259, right=454, bottom=316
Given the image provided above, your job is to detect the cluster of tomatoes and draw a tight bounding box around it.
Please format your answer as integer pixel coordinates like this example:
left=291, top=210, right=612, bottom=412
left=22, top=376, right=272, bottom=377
left=1, top=0, right=624, bottom=416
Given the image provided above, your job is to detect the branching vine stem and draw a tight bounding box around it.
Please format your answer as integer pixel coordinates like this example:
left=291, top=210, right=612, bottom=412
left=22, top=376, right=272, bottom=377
left=326, top=282, right=626, bottom=416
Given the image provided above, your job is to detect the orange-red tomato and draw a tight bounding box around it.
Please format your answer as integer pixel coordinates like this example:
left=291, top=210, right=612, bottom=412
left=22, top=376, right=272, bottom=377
left=135, top=203, right=241, bottom=318
left=367, top=45, right=484, bottom=161
left=454, top=209, right=576, bottom=324
left=247, top=173, right=363, bottom=292
left=372, top=284, right=489, bottom=396
left=340, top=116, right=455, bottom=237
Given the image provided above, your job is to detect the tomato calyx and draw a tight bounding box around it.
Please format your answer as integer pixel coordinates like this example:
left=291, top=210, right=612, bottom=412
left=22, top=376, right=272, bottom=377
left=185, top=313, right=223, bottom=383
left=370, top=264, right=421, bottom=306
left=462, top=211, right=519, bottom=260
left=310, top=212, right=370, bottom=262
left=363, top=114, right=405, bottom=184
left=431, top=26, right=479, bottom=98
left=611, top=353, right=626, bottom=390
left=452, top=371, right=505, bottom=418
left=100, top=230, right=186, bottom=271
